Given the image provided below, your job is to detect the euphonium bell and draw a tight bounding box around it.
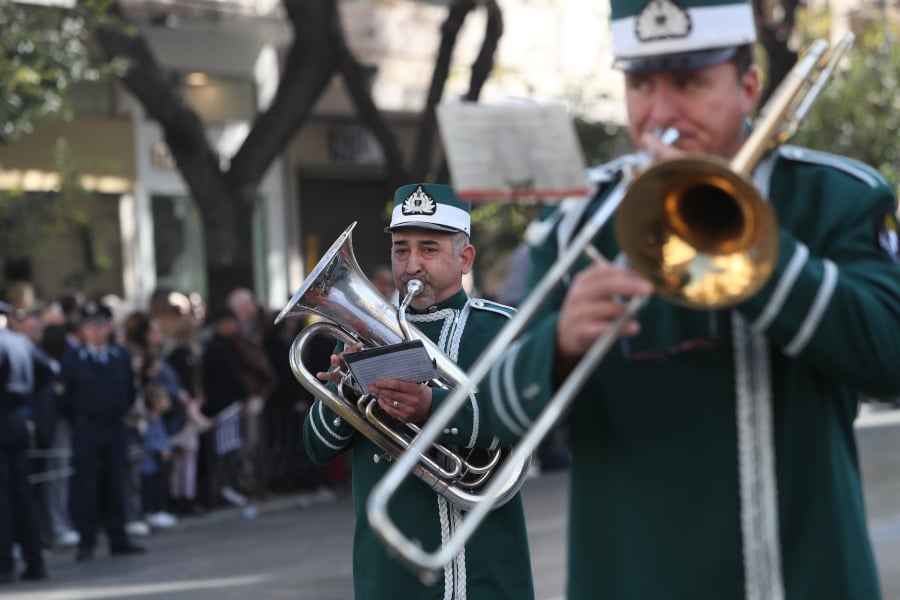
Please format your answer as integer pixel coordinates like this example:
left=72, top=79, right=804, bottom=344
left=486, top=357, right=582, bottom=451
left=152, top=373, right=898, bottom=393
left=275, top=221, right=531, bottom=512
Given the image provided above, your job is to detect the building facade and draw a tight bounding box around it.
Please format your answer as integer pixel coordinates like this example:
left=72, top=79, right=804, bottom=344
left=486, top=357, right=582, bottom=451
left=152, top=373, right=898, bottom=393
left=15, top=0, right=854, bottom=310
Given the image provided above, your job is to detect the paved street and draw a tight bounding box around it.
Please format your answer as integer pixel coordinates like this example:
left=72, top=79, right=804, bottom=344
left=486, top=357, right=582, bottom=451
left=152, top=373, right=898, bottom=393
left=3, top=408, right=899, bottom=600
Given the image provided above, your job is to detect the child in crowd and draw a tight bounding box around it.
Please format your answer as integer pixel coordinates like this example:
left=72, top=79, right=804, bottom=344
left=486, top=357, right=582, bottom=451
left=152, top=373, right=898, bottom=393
left=140, top=382, right=178, bottom=529
left=170, top=394, right=214, bottom=516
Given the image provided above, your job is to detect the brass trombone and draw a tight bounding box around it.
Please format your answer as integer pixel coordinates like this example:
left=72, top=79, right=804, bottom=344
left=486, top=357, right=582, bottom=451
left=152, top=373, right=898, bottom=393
left=367, top=33, right=855, bottom=583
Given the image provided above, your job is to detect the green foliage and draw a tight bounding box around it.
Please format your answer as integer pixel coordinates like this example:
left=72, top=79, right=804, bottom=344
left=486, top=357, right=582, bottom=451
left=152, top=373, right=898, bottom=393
left=792, top=16, right=900, bottom=192
left=470, top=201, right=535, bottom=252
left=0, top=0, right=126, bottom=145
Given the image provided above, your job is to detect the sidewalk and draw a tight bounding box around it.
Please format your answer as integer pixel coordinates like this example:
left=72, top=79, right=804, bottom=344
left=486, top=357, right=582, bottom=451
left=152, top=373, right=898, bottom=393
left=856, top=400, right=900, bottom=428
left=39, top=486, right=349, bottom=570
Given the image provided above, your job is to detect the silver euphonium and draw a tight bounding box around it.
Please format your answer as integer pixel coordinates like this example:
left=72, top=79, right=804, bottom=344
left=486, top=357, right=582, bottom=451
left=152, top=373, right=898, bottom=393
left=274, top=221, right=531, bottom=511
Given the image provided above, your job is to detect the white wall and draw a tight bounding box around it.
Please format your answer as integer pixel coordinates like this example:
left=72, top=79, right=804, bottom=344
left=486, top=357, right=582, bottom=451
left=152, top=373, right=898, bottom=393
left=341, top=0, right=625, bottom=124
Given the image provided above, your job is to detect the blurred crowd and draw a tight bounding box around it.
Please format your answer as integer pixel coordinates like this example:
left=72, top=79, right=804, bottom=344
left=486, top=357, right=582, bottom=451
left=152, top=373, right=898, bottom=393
left=0, top=284, right=347, bottom=585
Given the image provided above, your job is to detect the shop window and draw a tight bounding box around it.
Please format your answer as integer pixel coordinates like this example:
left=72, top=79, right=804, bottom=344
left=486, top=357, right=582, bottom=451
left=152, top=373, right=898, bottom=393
left=175, top=72, right=256, bottom=123
left=0, top=190, right=123, bottom=303
left=152, top=194, right=206, bottom=297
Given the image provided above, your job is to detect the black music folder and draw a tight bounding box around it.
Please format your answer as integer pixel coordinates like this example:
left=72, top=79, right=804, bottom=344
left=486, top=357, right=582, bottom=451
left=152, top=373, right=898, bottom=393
left=344, top=340, right=438, bottom=391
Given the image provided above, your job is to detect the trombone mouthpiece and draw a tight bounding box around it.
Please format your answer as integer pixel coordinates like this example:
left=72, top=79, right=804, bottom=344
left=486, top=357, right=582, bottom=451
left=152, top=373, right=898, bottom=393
left=657, top=127, right=680, bottom=146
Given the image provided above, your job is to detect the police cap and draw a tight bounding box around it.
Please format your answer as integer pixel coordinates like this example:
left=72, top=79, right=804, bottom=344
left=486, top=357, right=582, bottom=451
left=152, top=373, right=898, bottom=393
left=81, top=299, right=113, bottom=323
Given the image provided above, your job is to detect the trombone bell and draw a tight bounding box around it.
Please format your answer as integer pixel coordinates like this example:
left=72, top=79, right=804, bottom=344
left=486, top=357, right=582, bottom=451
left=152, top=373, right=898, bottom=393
left=616, top=156, right=779, bottom=309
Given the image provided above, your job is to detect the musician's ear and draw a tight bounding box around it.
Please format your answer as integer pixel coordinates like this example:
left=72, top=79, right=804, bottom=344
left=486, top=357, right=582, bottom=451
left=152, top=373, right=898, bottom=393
left=739, top=63, right=760, bottom=117
left=459, top=244, right=475, bottom=275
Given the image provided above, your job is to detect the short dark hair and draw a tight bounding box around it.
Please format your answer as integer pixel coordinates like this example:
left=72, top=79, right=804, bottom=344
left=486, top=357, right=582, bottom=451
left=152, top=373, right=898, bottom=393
left=730, top=44, right=755, bottom=77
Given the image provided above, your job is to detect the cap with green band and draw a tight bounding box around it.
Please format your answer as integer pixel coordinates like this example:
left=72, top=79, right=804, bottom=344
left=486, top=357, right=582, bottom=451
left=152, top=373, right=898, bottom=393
left=611, top=0, right=756, bottom=72
left=386, top=183, right=471, bottom=236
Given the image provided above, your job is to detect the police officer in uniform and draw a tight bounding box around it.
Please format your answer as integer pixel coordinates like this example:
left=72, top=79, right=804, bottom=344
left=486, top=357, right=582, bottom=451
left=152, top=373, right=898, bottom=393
left=60, top=300, right=146, bottom=561
left=478, top=0, right=900, bottom=598
left=304, top=183, right=534, bottom=600
left=0, top=301, right=50, bottom=583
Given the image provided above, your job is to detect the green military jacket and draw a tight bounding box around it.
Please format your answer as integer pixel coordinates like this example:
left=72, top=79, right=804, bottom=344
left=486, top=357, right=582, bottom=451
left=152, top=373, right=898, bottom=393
left=483, top=145, right=900, bottom=600
left=303, top=288, right=534, bottom=600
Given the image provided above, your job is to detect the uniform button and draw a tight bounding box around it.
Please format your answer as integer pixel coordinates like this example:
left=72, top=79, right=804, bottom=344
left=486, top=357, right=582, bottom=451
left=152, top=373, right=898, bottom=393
left=450, top=427, right=458, bottom=435
left=473, top=300, right=484, bottom=308
left=333, top=417, right=342, bottom=427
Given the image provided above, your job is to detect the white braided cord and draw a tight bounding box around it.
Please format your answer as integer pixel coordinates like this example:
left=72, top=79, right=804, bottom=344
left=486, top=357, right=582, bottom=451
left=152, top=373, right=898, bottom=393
left=438, top=495, right=454, bottom=600
left=414, top=302, right=476, bottom=599
left=732, top=312, right=784, bottom=600
left=452, top=505, right=467, bottom=599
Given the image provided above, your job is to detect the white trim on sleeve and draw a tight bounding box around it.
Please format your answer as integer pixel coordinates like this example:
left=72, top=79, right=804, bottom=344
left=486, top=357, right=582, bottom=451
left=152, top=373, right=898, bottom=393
left=784, top=259, right=838, bottom=356
left=751, top=243, right=809, bottom=334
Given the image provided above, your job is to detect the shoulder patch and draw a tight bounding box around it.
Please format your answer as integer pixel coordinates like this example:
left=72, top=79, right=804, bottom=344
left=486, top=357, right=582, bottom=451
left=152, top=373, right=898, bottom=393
left=469, top=298, right=515, bottom=319
left=523, top=207, right=565, bottom=246
left=556, top=197, right=593, bottom=258
left=524, top=196, right=594, bottom=247
left=875, top=208, right=900, bottom=264
left=778, top=145, right=885, bottom=189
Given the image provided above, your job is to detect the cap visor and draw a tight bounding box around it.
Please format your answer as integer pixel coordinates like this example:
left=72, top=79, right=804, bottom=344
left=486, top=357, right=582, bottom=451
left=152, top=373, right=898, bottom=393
left=615, top=46, right=738, bottom=73
left=384, top=222, right=466, bottom=234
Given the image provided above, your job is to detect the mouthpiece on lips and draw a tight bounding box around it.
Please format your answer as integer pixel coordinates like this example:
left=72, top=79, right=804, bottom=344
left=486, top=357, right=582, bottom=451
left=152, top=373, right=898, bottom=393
left=406, top=279, right=424, bottom=296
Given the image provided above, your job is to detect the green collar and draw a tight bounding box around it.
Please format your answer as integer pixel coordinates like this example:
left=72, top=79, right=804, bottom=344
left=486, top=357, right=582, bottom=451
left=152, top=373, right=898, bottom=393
left=409, top=287, right=468, bottom=314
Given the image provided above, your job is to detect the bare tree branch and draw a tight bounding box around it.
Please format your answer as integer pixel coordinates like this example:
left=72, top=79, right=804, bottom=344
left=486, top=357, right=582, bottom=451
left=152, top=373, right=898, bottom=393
left=337, top=39, right=409, bottom=191
left=92, top=1, right=222, bottom=201
left=437, top=0, right=504, bottom=183
left=410, top=0, right=477, bottom=182
left=463, top=0, right=503, bottom=101
left=752, top=0, right=801, bottom=105
left=228, top=0, right=341, bottom=187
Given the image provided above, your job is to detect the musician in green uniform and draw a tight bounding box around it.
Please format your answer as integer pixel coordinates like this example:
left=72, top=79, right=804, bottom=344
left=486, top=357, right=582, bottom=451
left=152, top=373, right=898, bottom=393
left=303, top=183, right=534, bottom=600
left=480, top=0, right=900, bottom=598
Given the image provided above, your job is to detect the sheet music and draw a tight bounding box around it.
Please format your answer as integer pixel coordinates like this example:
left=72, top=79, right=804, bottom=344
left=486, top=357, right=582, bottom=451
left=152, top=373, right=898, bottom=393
left=437, top=100, right=589, bottom=201
left=344, top=340, right=439, bottom=392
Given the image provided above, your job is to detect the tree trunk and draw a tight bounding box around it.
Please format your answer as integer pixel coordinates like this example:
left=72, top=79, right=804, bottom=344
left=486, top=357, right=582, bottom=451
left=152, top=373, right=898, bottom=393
left=337, top=42, right=409, bottom=191
left=409, top=0, right=477, bottom=183
left=462, top=0, right=503, bottom=103
left=436, top=0, right=504, bottom=183
left=94, top=0, right=343, bottom=303
left=752, top=0, right=800, bottom=106
left=93, top=2, right=254, bottom=302
left=229, top=0, right=342, bottom=186
left=93, top=0, right=504, bottom=303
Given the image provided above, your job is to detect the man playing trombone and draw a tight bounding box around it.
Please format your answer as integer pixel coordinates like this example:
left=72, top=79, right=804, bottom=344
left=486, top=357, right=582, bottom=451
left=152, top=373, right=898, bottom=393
left=303, top=183, right=534, bottom=599
left=479, top=0, right=900, bottom=598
